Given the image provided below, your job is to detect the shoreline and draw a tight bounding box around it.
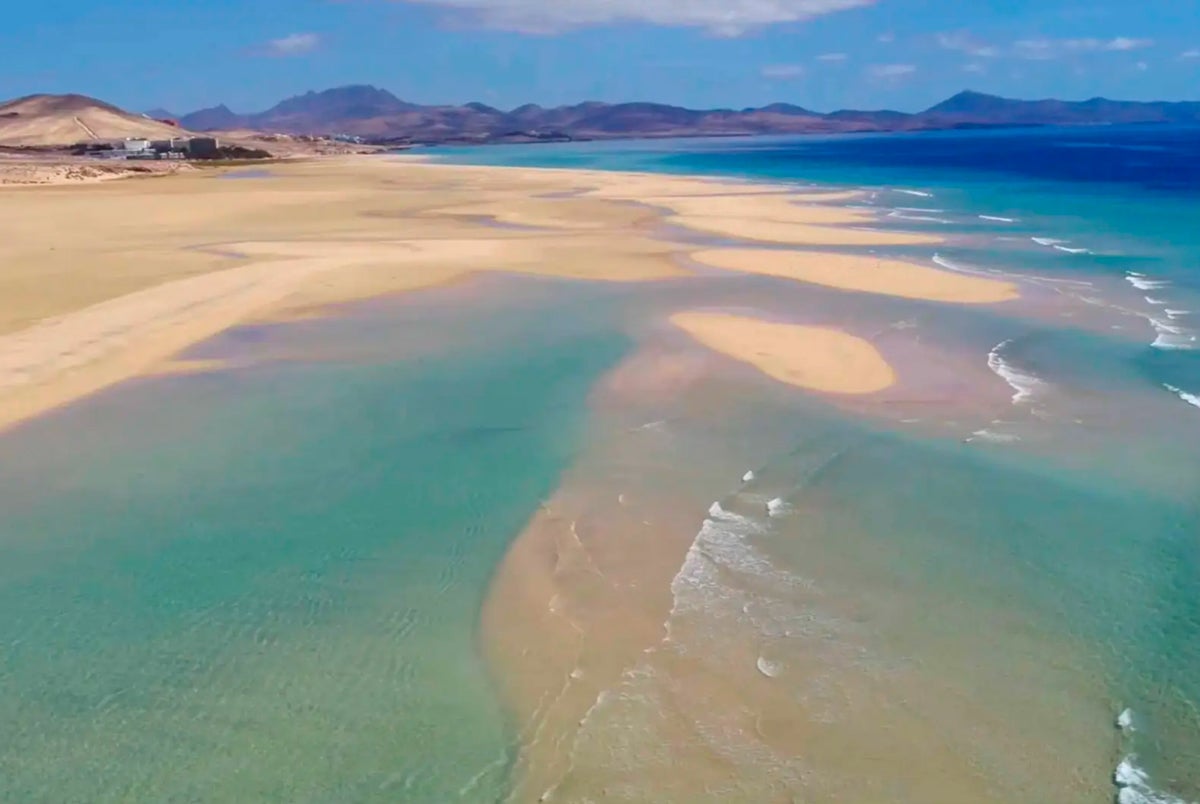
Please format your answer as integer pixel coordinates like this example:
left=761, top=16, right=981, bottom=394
left=0, top=154, right=991, bottom=435
left=0, top=149, right=1151, bottom=801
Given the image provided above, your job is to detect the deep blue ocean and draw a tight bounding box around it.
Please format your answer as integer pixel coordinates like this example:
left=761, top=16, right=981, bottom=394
left=432, top=126, right=1200, bottom=803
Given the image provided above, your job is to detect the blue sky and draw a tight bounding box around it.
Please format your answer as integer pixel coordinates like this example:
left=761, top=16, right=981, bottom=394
left=3, top=0, right=1198, bottom=113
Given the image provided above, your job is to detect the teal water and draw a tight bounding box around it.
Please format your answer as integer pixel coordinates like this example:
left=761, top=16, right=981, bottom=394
left=433, top=133, right=1200, bottom=802
left=3, top=130, right=1199, bottom=802
left=0, top=285, right=629, bottom=801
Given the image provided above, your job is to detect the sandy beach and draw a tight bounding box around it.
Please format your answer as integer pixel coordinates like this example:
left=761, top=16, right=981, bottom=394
left=0, top=155, right=968, bottom=433
left=692, top=248, right=1020, bottom=304
left=2, top=153, right=1138, bottom=803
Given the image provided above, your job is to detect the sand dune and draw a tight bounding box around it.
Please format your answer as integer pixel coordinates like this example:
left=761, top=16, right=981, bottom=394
left=692, top=248, right=1020, bottom=303
left=0, top=94, right=189, bottom=146
left=671, top=311, right=896, bottom=394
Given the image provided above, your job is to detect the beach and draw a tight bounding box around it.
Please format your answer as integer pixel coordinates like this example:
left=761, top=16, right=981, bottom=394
left=2, top=143, right=1198, bottom=803
left=0, top=155, right=975, bottom=434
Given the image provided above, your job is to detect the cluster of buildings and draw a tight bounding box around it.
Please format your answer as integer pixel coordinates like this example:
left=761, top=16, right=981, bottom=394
left=85, top=136, right=221, bottom=160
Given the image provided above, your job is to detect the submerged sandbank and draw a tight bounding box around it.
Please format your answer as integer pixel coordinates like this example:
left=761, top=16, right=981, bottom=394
left=0, top=156, right=937, bottom=433
left=670, top=311, right=896, bottom=394
left=692, top=248, right=1020, bottom=304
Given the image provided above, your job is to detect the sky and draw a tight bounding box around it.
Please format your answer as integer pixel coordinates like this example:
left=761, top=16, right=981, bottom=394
left=2, top=0, right=1198, bottom=114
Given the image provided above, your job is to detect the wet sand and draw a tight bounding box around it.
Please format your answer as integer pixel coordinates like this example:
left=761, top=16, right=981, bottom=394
left=693, top=249, right=1020, bottom=304
left=0, top=154, right=1041, bottom=801
left=669, top=311, right=897, bottom=394
left=0, top=156, right=944, bottom=433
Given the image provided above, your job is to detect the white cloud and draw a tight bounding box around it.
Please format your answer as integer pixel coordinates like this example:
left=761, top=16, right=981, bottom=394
left=937, top=31, right=999, bottom=58
left=1014, top=36, right=1153, bottom=60
left=264, top=33, right=321, bottom=56
left=762, top=64, right=807, bottom=79
left=1136, top=60, right=1149, bottom=71
left=398, top=0, right=877, bottom=35
left=877, top=31, right=895, bottom=43
left=868, top=63, right=916, bottom=80
left=816, top=52, right=849, bottom=61
left=1107, top=36, right=1152, bottom=51
left=1181, top=48, right=1200, bottom=59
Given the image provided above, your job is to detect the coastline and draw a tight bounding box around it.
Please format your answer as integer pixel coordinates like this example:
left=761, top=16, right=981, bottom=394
left=0, top=154, right=979, bottom=434
left=4, top=127, right=1198, bottom=803
left=4, top=144, right=1186, bottom=801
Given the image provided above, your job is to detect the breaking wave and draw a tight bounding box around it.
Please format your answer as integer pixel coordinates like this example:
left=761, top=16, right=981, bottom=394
left=987, top=339, right=1045, bottom=404
left=1165, top=384, right=1200, bottom=409
left=1126, top=272, right=1170, bottom=291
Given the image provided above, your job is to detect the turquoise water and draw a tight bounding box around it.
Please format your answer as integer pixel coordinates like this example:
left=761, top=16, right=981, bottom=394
left=433, top=132, right=1200, bottom=802
left=3, top=130, right=1199, bottom=802
left=0, top=285, right=628, bottom=801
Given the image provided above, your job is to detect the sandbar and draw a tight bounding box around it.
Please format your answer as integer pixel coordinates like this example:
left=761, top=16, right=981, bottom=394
left=692, top=248, right=1020, bottom=304
left=670, top=311, right=896, bottom=394
left=0, top=156, right=932, bottom=433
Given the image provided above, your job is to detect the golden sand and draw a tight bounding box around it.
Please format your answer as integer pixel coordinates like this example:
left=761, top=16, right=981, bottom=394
left=693, top=248, right=1020, bottom=304
left=0, top=155, right=1109, bottom=800
left=0, top=157, right=942, bottom=432
left=670, top=311, right=896, bottom=394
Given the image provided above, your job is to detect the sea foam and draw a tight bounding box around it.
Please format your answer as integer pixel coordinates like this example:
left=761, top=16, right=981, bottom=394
left=968, top=428, right=1020, bottom=444
left=1113, top=756, right=1189, bottom=804
left=1126, top=273, right=1170, bottom=291
left=987, top=339, right=1045, bottom=404
left=979, top=214, right=1017, bottom=223
left=1165, top=384, right=1200, bottom=409
left=1150, top=318, right=1198, bottom=350
left=887, top=210, right=951, bottom=224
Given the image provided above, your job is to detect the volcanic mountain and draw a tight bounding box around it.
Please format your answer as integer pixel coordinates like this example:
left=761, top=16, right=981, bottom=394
left=173, top=86, right=1200, bottom=144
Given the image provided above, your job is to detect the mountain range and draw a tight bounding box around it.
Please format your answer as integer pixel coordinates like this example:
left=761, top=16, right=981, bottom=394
left=166, top=86, right=1200, bottom=144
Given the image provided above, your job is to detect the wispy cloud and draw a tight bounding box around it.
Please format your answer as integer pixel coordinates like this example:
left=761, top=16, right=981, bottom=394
left=396, top=0, right=877, bottom=35
left=877, top=31, right=895, bottom=43
left=936, top=31, right=999, bottom=58
left=762, top=64, right=806, bottom=80
left=264, top=32, right=321, bottom=56
left=1181, top=48, right=1200, bottom=60
left=963, top=63, right=987, bottom=74
left=1014, top=36, right=1153, bottom=60
left=816, top=52, right=848, bottom=62
left=867, top=63, right=916, bottom=80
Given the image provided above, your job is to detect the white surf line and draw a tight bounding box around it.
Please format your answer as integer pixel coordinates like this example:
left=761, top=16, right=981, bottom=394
left=1165, top=384, right=1200, bottom=410
left=987, top=339, right=1045, bottom=405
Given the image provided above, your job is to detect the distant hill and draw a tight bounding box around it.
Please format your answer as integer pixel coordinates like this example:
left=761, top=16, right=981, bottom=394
left=922, top=90, right=1200, bottom=126
left=10, top=88, right=1200, bottom=149
left=170, top=87, right=1200, bottom=144
left=0, top=94, right=190, bottom=146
